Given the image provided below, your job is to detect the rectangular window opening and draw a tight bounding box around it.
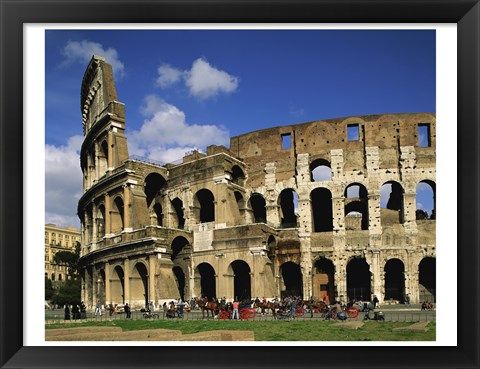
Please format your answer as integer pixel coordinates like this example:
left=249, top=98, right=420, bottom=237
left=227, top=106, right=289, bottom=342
left=347, top=124, right=360, bottom=141
left=281, top=133, right=292, bottom=149
left=418, top=123, right=431, bottom=147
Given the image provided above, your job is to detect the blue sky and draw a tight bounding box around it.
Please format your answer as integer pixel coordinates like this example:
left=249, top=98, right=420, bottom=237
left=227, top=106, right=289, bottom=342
left=45, top=29, right=436, bottom=227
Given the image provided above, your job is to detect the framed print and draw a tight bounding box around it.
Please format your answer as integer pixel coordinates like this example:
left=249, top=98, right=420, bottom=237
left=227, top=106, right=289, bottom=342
left=1, top=0, right=479, bottom=368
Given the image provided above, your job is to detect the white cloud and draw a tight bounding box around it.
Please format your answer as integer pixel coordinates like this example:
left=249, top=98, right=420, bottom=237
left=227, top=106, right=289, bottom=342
left=128, top=95, right=230, bottom=162
left=156, top=58, right=239, bottom=99
left=186, top=58, right=239, bottom=99
left=61, top=40, right=125, bottom=79
left=156, top=64, right=184, bottom=88
left=45, top=135, right=83, bottom=228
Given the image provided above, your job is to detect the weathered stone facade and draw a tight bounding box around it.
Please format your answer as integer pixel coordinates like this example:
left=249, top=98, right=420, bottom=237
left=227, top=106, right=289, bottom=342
left=78, top=56, right=436, bottom=309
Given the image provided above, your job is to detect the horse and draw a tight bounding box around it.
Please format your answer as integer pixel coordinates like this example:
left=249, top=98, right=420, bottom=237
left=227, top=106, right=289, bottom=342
left=253, top=301, right=278, bottom=317
left=302, top=300, right=329, bottom=318
left=196, top=298, right=222, bottom=318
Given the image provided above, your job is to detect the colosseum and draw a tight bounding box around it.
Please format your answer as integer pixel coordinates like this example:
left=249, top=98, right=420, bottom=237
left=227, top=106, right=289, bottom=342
left=78, top=56, right=436, bottom=309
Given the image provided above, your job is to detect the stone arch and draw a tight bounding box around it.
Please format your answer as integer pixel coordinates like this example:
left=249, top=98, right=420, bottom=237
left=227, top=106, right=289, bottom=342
left=278, top=188, right=298, bottom=228
left=173, top=266, right=186, bottom=301
left=194, top=263, right=216, bottom=300
left=384, top=258, right=405, bottom=301
left=313, top=257, right=335, bottom=304
left=344, top=183, right=369, bottom=230
left=171, top=236, right=190, bottom=261
left=228, top=260, right=252, bottom=300
left=279, top=261, right=303, bottom=297
left=346, top=257, right=371, bottom=301
left=171, top=197, right=185, bottom=229
left=311, top=187, right=333, bottom=232
left=96, top=204, right=105, bottom=239
left=419, top=257, right=436, bottom=302
left=249, top=193, right=267, bottom=223
left=231, top=165, right=246, bottom=186
left=194, top=189, right=215, bottom=223
left=96, top=269, right=106, bottom=304
left=130, top=262, right=149, bottom=308
left=111, top=196, right=124, bottom=234
left=171, top=236, right=191, bottom=301
left=416, top=180, right=436, bottom=219
left=111, top=265, right=125, bottom=304
left=310, top=158, right=332, bottom=182
left=380, top=181, right=404, bottom=225
left=144, top=173, right=167, bottom=208
left=234, top=191, right=245, bottom=206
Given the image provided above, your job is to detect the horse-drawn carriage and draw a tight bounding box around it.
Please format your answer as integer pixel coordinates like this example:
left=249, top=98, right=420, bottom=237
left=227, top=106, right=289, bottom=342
left=197, top=298, right=257, bottom=320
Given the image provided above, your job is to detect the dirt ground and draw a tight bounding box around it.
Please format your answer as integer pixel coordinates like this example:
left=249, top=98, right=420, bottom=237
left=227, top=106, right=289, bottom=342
left=45, top=326, right=254, bottom=341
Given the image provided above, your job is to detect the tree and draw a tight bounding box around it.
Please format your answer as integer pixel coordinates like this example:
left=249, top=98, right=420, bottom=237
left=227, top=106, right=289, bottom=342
left=52, top=279, right=81, bottom=306
left=45, top=277, right=55, bottom=301
left=53, top=242, right=81, bottom=278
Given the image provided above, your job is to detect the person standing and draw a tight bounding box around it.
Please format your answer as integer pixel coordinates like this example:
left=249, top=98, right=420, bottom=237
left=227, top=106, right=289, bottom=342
left=372, top=295, right=379, bottom=308
left=64, top=305, right=70, bottom=321
left=124, top=303, right=131, bottom=319
left=231, top=299, right=240, bottom=320
left=95, top=303, right=102, bottom=317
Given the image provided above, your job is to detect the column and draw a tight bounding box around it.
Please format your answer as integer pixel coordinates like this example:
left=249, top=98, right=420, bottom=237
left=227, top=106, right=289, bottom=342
left=91, top=203, right=97, bottom=250
left=370, top=251, right=382, bottom=301
left=83, top=211, right=90, bottom=246
left=403, top=190, right=418, bottom=233
left=148, top=254, right=156, bottom=304
left=368, top=192, right=382, bottom=234
left=123, top=259, right=130, bottom=303
left=107, top=129, right=114, bottom=170
left=105, top=262, right=111, bottom=304
left=104, top=193, right=112, bottom=236
left=123, top=184, right=132, bottom=232
left=94, top=142, right=99, bottom=182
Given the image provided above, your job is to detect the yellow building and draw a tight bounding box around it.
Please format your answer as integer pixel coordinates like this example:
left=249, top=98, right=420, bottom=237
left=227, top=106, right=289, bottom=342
left=45, top=224, right=81, bottom=283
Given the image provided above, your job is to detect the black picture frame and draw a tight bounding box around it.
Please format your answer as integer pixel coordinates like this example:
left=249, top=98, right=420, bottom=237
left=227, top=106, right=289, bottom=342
left=1, top=1, right=478, bottom=368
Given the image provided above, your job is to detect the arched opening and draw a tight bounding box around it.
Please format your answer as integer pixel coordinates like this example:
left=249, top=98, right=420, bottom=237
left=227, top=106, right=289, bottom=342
left=97, top=269, right=106, bottom=304
left=416, top=180, right=436, bottom=220
left=171, top=236, right=190, bottom=261
left=98, top=140, right=108, bottom=175
left=51, top=273, right=55, bottom=281
left=231, top=165, right=245, bottom=186
left=279, top=189, right=298, bottom=228
left=111, top=266, right=125, bottom=304
left=280, top=262, right=303, bottom=297
left=111, top=197, right=124, bottom=234
left=195, top=189, right=215, bottom=223
left=144, top=173, right=167, bottom=208
left=171, top=198, right=185, bottom=229
left=310, top=159, right=332, bottom=182
left=419, top=257, right=436, bottom=302
left=313, top=258, right=335, bottom=304
left=344, top=183, right=369, bottom=230
left=96, top=204, right=105, bottom=239
left=380, top=181, right=404, bottom=225
left=230, top=260, right=251, bottom=300
left=311, top=188, right=333, bottom=232
left=234, top=191, right=244, bottom=209
left=347, top=258, right=371, bottom=301
left=131, top=263, right=148, bottom=307
left=384, top=259, right=405, bottom=301
left=249, top=193, right=266, bottom=223
left=196, top=263, right=216, bottom=300
left=153, top=203, right=163, bottom=226
left=173, top=266, right=186, bottom=301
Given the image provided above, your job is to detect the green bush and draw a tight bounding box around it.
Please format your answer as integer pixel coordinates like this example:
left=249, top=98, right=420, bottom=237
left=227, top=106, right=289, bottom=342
left=52, top=278, right=81, bottom=306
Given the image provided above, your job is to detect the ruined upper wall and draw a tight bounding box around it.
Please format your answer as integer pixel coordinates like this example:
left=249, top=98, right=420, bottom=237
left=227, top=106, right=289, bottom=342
left=80, top=55, right=125, bottom=135
left=229, top=113, right=436, bottom=187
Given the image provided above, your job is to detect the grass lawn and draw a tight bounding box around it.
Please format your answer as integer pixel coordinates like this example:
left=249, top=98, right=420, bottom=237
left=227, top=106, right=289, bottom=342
left=46, top=320, right=435, bottom=341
